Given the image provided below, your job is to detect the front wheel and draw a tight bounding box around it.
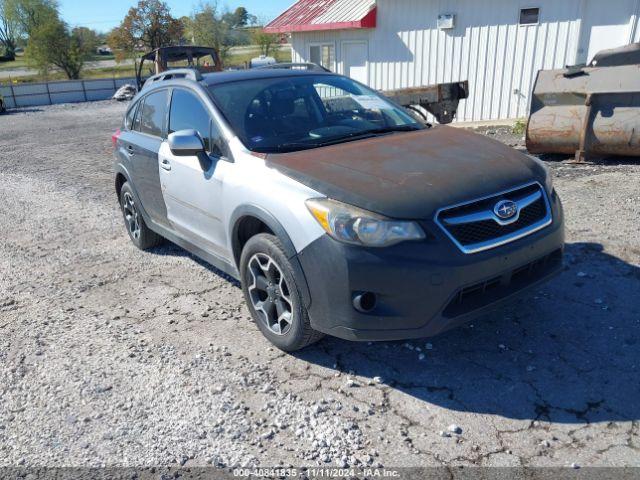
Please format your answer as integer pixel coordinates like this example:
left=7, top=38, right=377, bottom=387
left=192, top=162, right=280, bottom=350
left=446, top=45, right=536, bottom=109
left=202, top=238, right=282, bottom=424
left=240, top=234, right=324, bottom=351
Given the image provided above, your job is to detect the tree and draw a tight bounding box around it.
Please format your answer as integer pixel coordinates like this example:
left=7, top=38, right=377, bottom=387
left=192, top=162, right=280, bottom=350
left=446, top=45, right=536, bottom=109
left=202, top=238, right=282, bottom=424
left=4, top=0, right=57, bottom=37
left=234, top=7, right=249, bottom=27
left=1, top=0, right=57, bottom=59
left=108, top=0, right=182, bottom=57
left=253, top=29, right=277, bottom=57
left=72, top=26, right=99, bottom=54
left=246, top=13, right=257, bottom=26
left=222, top=6, right=248, bottom=28
left=26, top=18, right=98, bottom=78
left=186, top=2, right=230, bottom=63
left=0, top=0, right=18, bottom=59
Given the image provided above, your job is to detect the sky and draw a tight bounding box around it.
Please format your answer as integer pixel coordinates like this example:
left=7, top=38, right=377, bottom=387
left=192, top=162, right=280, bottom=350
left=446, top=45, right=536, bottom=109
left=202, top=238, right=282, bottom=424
left=58, top=0, right=293, bottom=32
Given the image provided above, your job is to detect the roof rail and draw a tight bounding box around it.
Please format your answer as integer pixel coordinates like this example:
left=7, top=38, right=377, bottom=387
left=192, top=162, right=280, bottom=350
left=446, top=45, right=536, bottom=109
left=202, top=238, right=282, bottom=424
left=143, top=68, right=203, bottom=88
left=255, top=62, right=331, bottom=73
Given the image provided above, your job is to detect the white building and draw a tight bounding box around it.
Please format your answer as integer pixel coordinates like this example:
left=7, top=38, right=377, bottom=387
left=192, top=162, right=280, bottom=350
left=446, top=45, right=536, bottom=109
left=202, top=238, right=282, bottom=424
left=265, top=0, right=640, bottom=122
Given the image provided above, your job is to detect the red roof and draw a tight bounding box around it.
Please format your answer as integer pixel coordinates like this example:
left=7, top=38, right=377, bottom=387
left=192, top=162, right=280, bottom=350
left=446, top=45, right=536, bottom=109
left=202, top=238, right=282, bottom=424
left=264, top=0, right=377, bottom=33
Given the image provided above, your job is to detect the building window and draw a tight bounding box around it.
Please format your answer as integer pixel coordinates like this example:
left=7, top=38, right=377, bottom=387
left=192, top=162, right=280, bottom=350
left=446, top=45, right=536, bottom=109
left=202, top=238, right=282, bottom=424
left=519, top=7, right=540, bottom=25
left=309, top=44, right=335, bottom=70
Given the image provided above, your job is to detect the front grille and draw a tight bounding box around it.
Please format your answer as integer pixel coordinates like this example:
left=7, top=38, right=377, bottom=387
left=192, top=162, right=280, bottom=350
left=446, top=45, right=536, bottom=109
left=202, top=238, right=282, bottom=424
left=446, top=198, right=546, bottom=245
left=436, top=183, right=551, bottom=253
left=442, top=248, right=563, bottom=318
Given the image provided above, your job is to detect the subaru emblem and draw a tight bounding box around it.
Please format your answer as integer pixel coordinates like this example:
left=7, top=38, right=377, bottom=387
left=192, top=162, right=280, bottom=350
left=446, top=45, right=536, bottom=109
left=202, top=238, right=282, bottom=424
left=494, top=200, right=518, bottom=220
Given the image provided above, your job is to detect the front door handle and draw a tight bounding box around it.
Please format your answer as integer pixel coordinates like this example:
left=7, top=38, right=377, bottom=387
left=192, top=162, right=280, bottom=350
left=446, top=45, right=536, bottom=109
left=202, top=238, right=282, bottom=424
left=160, top=159, right=171, bottom=171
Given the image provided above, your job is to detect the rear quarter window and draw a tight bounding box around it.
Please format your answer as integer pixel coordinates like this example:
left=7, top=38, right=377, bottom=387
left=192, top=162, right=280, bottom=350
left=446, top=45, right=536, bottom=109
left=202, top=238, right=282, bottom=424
left=124, top=103, right=138, bottom=130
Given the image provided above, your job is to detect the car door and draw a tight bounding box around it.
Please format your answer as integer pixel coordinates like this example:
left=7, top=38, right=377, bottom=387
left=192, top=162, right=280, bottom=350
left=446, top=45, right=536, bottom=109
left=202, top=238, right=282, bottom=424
left=158, top=87, right=232, bottom=258
left=128, top=89, right=170, bottom=226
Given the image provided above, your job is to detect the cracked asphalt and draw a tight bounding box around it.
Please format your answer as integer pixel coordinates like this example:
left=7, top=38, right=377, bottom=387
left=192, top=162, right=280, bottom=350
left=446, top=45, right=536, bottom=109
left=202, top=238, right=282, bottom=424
left=0, top=101, right=639, bottom=470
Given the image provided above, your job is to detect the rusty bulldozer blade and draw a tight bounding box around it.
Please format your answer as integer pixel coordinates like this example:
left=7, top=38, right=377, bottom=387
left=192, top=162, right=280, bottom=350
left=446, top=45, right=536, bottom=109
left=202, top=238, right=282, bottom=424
left=526, top=43, right=640, bottom=163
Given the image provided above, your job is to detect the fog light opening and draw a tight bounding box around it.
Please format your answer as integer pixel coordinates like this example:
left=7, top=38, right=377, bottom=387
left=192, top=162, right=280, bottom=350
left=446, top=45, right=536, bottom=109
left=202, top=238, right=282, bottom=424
left=353, top=292, right=377, bottom=313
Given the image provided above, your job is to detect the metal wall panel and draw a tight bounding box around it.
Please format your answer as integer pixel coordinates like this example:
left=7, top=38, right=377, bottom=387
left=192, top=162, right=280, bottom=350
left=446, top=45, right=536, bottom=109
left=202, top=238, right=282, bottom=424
left=1, top=77, right=136, bottom=109
left=291, top=0, right=640, bottom=121
left=50, top=92, right=84, bottom=104
left=48, top=81, right=84, bottom=93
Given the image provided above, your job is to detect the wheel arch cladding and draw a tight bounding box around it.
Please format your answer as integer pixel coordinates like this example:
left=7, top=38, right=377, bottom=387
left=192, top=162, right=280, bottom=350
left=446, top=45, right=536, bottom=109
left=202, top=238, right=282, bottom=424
left=230, top=205, right=312, bottom=308
left=114, top=166, right=153, bottom=226
left=115, top=172, right=127, bottom=198
left=114, top=163, right=133, bottom=198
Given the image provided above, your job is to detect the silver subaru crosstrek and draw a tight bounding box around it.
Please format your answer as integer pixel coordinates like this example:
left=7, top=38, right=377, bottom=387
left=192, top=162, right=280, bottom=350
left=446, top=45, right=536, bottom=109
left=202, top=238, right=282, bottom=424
left=113, top=66, right=564, bottom=351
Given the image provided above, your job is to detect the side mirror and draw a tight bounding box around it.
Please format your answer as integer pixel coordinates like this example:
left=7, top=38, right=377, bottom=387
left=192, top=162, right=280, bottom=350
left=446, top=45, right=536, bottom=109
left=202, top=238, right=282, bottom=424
left=168, top=129, right=205, bottom=156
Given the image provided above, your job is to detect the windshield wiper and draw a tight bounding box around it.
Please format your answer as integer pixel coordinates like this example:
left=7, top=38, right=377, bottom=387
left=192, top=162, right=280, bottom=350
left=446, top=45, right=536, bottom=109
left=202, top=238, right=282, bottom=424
left=264, top=125, right=423, bottom=153
left=360, top=125, right=423, bottom=135
left=270, top=132, right=379, bottom=152
left=320, top=124, right=422, bottom=143
left=269, top=141, right=327, bottom=152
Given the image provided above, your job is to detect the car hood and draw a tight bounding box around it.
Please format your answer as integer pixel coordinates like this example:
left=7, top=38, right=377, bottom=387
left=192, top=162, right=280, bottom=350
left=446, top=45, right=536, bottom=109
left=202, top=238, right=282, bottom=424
left=266, top=126, right=547, bottom=219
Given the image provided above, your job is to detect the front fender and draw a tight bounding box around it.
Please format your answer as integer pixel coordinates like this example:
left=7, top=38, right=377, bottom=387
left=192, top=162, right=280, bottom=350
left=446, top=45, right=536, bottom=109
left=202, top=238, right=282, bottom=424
left=229, top=204, right=312, bottom=308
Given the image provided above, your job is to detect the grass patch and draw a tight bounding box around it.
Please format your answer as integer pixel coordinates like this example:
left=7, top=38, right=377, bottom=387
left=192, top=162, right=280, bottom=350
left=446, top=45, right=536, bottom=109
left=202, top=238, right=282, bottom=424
left=0, top=53, right=115, bottom=71
left=2, top=63, right=137, bottom=84
left=87, top=53, right=116, bottom=62
left=0, top=55, right=29, bottom=71
left=1, top=48, right=293, bottom=85
left=224, top=47, right=292, bottom=68
left=512, top=119, right=527, bottom=135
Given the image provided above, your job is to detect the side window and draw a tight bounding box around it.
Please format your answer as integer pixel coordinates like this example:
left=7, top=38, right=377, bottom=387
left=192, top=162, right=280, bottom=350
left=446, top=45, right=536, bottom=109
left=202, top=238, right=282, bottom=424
left=519, top=7, right=540, bottom=25
left=169, top=89, right=223, bottom=156
left=133, top=99, right=143, bottom=131
left=124, top=102, right=138, bottom=130
left=309, top=44, right=334, bottom=70
left=139, top=90, right=169, bottom=137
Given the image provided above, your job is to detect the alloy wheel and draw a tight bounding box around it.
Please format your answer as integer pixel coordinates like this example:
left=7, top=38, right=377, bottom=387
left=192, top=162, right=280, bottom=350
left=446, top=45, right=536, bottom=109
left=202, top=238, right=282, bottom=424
left=246, top=253, right=293, bottom=335
left=122, top=191, right=141, bottom=240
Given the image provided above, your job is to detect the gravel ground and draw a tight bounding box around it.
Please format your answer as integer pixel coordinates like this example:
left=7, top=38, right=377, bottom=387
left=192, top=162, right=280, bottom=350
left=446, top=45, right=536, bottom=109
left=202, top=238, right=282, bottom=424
left=0, top=101, right=639, bottom=471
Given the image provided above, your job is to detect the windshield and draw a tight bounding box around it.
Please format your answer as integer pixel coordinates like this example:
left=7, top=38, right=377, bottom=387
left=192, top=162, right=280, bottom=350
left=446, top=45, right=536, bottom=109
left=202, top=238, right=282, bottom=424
left=208, top=74, right=424, bottom=153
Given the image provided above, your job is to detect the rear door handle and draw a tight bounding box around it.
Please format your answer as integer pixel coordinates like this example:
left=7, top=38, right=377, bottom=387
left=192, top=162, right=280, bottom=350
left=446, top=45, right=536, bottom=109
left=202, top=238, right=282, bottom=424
left=160, top=159, right=171, bottom=171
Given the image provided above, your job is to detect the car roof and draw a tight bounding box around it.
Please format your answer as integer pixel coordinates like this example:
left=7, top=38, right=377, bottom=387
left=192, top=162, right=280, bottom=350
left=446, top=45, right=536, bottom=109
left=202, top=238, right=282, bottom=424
left=136, top=68, right=340, bottom=100
left=202, top=68, right=336, bottom=87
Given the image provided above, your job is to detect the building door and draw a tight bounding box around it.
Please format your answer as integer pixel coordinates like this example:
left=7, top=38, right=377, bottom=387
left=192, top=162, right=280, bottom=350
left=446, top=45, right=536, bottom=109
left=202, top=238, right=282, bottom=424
left=578, top=0, right=636, bottom=64
left=342, top=41, right=368, bottom=84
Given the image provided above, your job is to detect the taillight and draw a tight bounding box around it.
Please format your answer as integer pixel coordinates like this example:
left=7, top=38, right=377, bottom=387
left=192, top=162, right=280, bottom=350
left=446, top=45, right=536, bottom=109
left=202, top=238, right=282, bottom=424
left=111, top=129, right=121, bottom=148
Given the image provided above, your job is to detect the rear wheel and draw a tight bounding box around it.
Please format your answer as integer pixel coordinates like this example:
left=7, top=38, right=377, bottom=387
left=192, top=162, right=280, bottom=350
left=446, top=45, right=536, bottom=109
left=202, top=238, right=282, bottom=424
left=119, top=182, right=163, bottom=250
left=240, top=233, right=324, bottom=351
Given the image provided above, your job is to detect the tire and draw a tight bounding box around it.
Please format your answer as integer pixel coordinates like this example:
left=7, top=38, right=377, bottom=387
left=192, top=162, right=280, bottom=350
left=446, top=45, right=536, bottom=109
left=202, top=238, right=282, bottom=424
left=119, top=182, right=164, bottom=250
left=0, top=99, right=5, bottom=113
left=240, top=233, right=324, bottom=351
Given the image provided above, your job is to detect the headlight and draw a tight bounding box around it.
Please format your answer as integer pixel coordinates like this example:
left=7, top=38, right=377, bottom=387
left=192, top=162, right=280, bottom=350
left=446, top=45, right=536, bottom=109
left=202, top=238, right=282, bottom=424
left=306, top=198, right=426, bottom=247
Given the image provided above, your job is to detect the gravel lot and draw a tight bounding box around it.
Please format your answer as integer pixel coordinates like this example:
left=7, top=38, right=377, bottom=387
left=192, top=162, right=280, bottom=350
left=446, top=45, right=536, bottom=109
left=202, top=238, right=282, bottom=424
left=0, top=101, right=639, bottom=471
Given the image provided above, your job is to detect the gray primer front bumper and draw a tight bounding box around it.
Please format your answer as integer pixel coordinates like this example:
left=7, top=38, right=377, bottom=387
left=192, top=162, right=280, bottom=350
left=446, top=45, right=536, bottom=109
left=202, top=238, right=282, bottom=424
left=296, top=192, right=564, bottom=341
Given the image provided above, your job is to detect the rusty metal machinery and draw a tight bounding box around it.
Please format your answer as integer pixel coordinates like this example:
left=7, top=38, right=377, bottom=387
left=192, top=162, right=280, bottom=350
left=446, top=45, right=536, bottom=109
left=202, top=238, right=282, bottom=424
left=526, top=43, right=640, bottom=162
left=136, top=46, right=223, bottom=90
left=383, top=81, right=469, bottom=124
